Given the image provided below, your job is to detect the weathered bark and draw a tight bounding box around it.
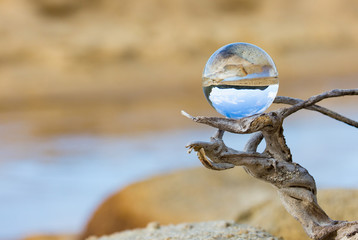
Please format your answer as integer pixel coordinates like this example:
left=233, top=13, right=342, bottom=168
left=183, top=88, right=358, bottom=240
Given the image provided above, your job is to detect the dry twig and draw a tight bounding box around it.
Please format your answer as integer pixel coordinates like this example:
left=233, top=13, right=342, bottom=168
left=183, top=88, right=358, bottom=240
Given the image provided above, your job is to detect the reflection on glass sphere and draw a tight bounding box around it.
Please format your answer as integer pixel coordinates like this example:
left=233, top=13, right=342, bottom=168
left=202, top=42, right=279, bottom=119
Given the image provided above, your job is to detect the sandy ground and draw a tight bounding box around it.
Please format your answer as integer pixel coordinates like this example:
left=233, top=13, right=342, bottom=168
left=0, top=0, right=357, bottom=136
left=86, top=221, right=280, bottom=240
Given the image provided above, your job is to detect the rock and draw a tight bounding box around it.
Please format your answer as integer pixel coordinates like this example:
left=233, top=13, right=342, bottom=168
left=82, top=167, right=358, bottom=240
left=81, top=167, right=275, bottom=239
left=23, top=235, right=77, bottom=240
left=236, top=189, right=358, bottom=240
left=85, top=221, right=281, bottom=240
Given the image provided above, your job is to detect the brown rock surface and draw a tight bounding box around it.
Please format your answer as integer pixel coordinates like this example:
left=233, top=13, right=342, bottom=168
left=23, top=235, right=77, bottom=240
left=81, top=167, right=275, bottom=239
left=237, top=189, right=358, bottom=240
left=86, top=221, right=281, bottom=240
left=82, top=168, right=358, bottom=240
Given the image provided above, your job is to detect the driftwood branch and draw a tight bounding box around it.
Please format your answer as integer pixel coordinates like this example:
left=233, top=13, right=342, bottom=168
left=279, top=88, right=358, bottom=120
left=274, top=95, right=358, bottom=128
left=184, top=88, right=358, bottom=240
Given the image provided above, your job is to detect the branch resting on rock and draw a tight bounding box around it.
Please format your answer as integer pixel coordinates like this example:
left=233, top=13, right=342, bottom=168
left=183, top=89, right=358, bottom=240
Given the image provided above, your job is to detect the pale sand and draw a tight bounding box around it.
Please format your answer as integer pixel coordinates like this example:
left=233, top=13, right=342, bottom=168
left=86, top=221, right=281, bottom=240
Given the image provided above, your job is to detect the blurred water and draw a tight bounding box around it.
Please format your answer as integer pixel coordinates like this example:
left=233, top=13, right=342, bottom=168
left=0, top=112, right=357, bottom=240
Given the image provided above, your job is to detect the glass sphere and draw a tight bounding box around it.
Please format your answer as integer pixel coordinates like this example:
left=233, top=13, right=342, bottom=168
left=202, top=42, right=279, bottom=119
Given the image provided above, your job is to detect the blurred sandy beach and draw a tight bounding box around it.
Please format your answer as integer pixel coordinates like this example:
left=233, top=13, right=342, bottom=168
left=0, top=0, right=357, bottom=135
left=0, top=0, right=357, bottom=239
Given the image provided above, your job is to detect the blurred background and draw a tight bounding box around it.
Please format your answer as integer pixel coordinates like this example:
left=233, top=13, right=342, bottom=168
left=0, top=0, right=357, bottom=239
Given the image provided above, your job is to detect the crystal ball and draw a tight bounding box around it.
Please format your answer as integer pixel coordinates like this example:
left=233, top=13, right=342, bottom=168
left=202, top=42, right=279, bottom=119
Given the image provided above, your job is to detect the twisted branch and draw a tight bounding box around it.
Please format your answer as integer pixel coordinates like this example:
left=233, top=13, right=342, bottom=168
left=183, top=88, right=358, bottom=240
